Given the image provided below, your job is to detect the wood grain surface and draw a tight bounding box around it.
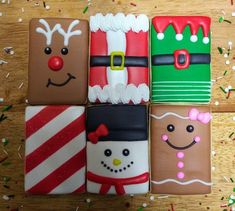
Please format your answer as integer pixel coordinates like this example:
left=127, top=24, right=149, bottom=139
left=0, top=0, right=235, bottom=211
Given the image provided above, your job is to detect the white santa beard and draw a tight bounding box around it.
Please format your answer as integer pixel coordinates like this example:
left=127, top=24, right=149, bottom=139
left=87, top=141, right=149, bottom=179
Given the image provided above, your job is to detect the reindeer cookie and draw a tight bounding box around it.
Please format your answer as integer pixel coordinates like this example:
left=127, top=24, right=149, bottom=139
left=86, top=105, right=149, bottom=195
left=150, top=105, right=212, bottom=194
left=28, top=18, right=88, bottom=104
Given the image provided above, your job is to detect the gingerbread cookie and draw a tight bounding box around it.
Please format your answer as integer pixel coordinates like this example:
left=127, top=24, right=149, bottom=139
left=151, top=16, right=211, bottom=103
left=28, top=18, right=88, bottom=105
left=86, top=105, right=149, bottom=195
left=150, top=105, right=212, bottom=194
left=89, top=13, right=149, bottom=104
left=25, top=106, right=86, bottom=194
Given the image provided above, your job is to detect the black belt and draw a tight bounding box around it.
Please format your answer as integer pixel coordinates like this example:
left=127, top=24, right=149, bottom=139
left=90, top=56, right=148, bottom=68
left=152, top=49, right=210, bottom=70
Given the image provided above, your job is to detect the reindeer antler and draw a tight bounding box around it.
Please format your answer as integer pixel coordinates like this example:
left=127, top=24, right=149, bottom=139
left=57, top=20, right=82, bottom=46
left=36, top=19, right=61, bottom=46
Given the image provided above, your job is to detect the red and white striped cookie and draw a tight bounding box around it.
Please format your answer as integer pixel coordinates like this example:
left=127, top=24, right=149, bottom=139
left=25, top=106, right=86, bottom=194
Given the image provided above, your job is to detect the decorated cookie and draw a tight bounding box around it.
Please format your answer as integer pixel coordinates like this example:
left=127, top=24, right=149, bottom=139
left=28, top=18, right=88, bottom=105
left=25, top=106, right=86, bottom=194
left=86, top=105, right=149, bottom=195
left=151, top=16, right=211, bottom=103
left=89, top=13, right=149, bottom=104
left=150, top=105, right=212, bottom=194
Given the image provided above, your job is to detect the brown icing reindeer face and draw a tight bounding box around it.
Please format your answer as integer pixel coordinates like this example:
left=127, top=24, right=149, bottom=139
left=28, top=18, right=88, bottom=105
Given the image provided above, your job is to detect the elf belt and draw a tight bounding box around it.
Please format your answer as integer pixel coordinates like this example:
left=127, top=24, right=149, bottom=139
left=90, top=53, right=148, bottom=71
left=152, top=49, right=210, bottom=70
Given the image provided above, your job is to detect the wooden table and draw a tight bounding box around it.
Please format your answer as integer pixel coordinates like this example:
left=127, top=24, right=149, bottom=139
left=0, top=0, right=234, bottom=210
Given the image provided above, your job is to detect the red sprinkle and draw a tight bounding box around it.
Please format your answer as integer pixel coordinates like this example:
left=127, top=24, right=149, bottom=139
left=227, top=90, right=232, bottom=99
left=171, top=204, right=174, bottom=211
left=130, top=2, right=137, bottom=6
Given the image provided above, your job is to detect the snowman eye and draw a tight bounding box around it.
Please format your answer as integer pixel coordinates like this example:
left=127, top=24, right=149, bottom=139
left=122, top=149, right=130, bottom=156
left=104, top=149, right=112, bottom=157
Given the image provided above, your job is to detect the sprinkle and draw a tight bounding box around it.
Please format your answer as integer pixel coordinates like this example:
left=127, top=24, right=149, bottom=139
left=226, top=90, right=232, bottom=99
left=150, top=195, right=155, bottom=201
left=2, top=105, right=12, bottom=112
left=0, top=59, right=7, bottom=65
left=18, top=152, right=22, bottom=160
left=45, top=5, right=50, bottom=10
left=224, top=19, right=232, bottom=24
left=18, top=18, right=23, bottom=23
left=137, top=208, right=143, bottom=211
left=221, top=204, right=228, bottom=208
left=5, top=72, right=10, bottom=78
left=3, top=176, right=11, bottom=183
left=21, top=7, right=24, bottom=12
left=215, top=101, right=219, bottom=106
left=229, top=132, right=234, bottom=138
left=2, top=138, right=9, bottom=146
left=212, top=150, right=216, bottom=155
left=224, top=176, right=229, bottom=182
left=75, top=207, right=79, bottom=211
left=218, top=47, right=223, bottom=54
left=130, top=2, right=137, bottom=6
left=18, top=82, right=24, bottom=89
left=86, top=198, right=91, bottom=203
left=220, top=86, right=227, bottom=94
left=224, top=70, right=228, bottom=75
left=219, top=16, right=224, bottom=23
left=225, top=60, right=230, bottom=65
left=2, top=195, right=10, bottom=200
left=3, top=47, right=14, bottom=55
left=225, top=87, right=230, bottom=93
left=0, top=114, right=7, bottom=122
left=142, top=203, right=147, bottom=208
left=0, top=98, right=3, bottom=103
left=212, top=166, right=215, bottom=171
left=158, top=195, right=169, bottom=199
left=0, top=155, right=8, bottom=163
left=221, top=197, right=224, bottom=200
left=83, top=6, right=88, bottom=14
left=233, top=116, right=235, bottom=121
left=224, top=53, right=228, bottom=58
left=230, top=178, right=234, bottom=183
left=43, top=1, right=46, bottom=7
left=3, top=185, right=9, bottom=189
left=171, top=203, right=174, bottom=211
left=2, top=161, right=11, bottom=166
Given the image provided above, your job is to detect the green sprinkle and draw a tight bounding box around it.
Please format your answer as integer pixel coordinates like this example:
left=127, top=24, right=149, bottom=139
left=230, top=178, right=234, bottom=183
left=220, top=86, right=227, bottom=94
left=229, top=132, right=234, bottom=138
left=2, top=162, right=11, bottom=166
left=2, top=138, right=9, bottom=146
left=224, top=70, right=228, bottom=76
left=3, top=176, right=11, bottom=183
left=233, top=188, right=235, bottom=192
left=230, top=89, right=235, bottom=91
left=2, top=105, right=12, bottom=112
left=83, top=6, right=88, bottom=14
left=218, top=47, right=223, bottom=54
left=137, top=208, right=143, bottom=211
left=224, top=19, right=232, bottom=24
left=219, top=16, right=224, bottom=23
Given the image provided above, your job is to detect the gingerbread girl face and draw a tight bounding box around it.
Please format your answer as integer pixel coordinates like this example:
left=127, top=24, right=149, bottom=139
left=151, top=105, right=212, bottom=195
left=28, top=18, right=88, bottom=105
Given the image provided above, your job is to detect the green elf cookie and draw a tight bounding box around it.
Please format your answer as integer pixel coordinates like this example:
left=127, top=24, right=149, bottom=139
left=151, top=16, right=211, bottom=103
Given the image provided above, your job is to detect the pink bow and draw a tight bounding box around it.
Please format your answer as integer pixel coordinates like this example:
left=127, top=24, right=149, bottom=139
left=188, top=108, right=211, bottom=124
left=88, top=124, right=109, bottom=144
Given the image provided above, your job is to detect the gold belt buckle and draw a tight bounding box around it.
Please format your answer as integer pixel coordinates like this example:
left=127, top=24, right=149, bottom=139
left=110, top=51, right=125, bottom=71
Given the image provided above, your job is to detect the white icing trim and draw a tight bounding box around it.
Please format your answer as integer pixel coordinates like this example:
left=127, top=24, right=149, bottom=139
left=157, top=33, right=164, bottom=40
left=57, top=20, right=82, bottom=46
left=150, top=113, right=189, bottom=120
left=152, top=81, right=212, bottom=84
left=203, top=37, right=210, bottom=44
left=151, top=179, right=212, bottom=186
left=176, top=34, right=183, bottom=41
left=89, top=83, right=149, bottom=104
left=36, top=19, right=61, bottom=46
left=190, top=35, right=198, bottom=42
left=90, top=13, right=149, bottom=32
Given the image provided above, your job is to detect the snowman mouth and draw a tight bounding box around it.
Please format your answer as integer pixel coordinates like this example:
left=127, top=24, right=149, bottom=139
left=166, top=139, right=197, bottom=150
left=46, top=73, right=76, bottom=87
left=101, top=161, right=134, bottom=173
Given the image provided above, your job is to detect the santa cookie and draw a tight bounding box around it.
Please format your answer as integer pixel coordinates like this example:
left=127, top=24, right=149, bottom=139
left=89, top=13, right=149, bottom=104
left=28, top=18, right=88, bottom=105
left=150, top=105, right=212, bottom=194
left=151, top=16, right=211, bottom=103
left=25, top=106, right=86, bottom=194
left=86, top=105, right=149, bottom=195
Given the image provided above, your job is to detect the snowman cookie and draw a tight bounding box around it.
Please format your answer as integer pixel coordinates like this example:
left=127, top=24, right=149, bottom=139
left=86, top=105, right=149, bottom=195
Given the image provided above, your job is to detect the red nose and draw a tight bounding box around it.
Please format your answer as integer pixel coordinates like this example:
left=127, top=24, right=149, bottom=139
left=48, top=56, right=64, bottom=71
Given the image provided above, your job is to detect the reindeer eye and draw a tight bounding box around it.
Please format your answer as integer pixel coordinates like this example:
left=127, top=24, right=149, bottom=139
left=61, top=48, right=68, bottom=55
left=44, top=47, right=52, bottom=55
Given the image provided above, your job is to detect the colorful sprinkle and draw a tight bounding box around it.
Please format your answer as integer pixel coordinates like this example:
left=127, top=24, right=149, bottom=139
left=83, top=6, right=89, bottom=14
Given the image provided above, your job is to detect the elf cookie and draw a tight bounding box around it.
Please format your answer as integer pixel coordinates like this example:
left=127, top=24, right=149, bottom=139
left=151, top=16, right=211, bottom=103
left=89, top=13, right=149, bottom=104
left=150, top=105, right=212, bottom=194
left=25, top=106, right=86, bottom=194
left=28, top=18, right=88, bottom=105
left=87, top=105, right=149, bottom=195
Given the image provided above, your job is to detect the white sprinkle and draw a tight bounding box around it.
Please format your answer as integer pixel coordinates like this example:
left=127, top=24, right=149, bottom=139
left=45, top=5, right=50, bottom=10
left=25, top=99, right=28, bottom=103
left=0, top=98, right=4, bottom=102
left=142, top=203, right=147, bottom=208
left=157, top=195, right=169, bottom=199
left=2, top=138, right=7, bottom=143
left=231, top=195, right=235, bottom=200
left=229, top=199, right=233, bottom=204
left=232, top=116, right=235, bottom=121
left=18, top=82, right=24, bottom=89
left=6, top=73, right=10, bottom=78
left=1, top=0, right=6, bottom=3
left=222, top=10, right=226, bottom=15
left=224, top=176, right=229, bottom=182
left=0, top=59, right=7, bottom=65
left=216, top=76, right=223, bottom=80
left=228, top=85, right=233, bottom=89
left=3, top=149, right=8, bottom=155
left=232, top=12, right=235, bottom=16
left=225, top=60, right=230, bottom=65
left=212, top=166, right=215, bottom=171
left=225, top=87, right=229, bottom=93
left=21, top=7, right=24, bottom=12
left=150, top=195, right=155, bottom=201
left=75, top=206, right=79, bottom=211
left=18, top=152, right=22, bottom=160
left=232, top=66, right=235, bottom=71
left=18, top=18, right=23, bottom=22
left=86, top=198, right=91, bottom=203
left=0, top=12, right=2, bottom=16
left=224, top=53, right=228, bottom=58
left=214, top=101, right=219, bottom=106
left=212, top=150, right=216, bottom=155
left=2, top=195, right=10, bottom=200
left=130, top=194, right=134, bottom=197
left=228, top=41, right=233, bottom=46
